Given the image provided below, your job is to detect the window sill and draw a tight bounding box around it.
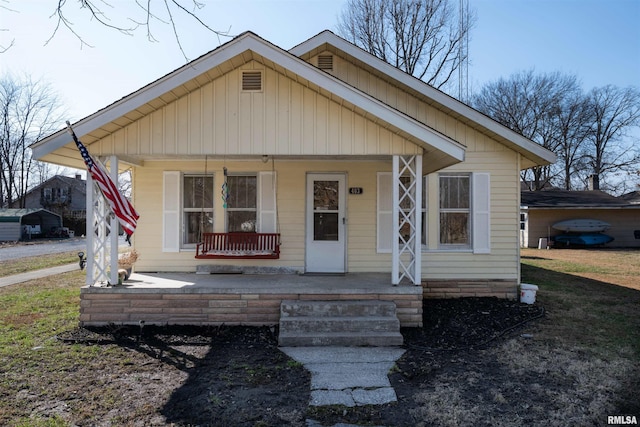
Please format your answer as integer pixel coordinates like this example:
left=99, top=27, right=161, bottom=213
left=422, top=247, right=473, bottom=253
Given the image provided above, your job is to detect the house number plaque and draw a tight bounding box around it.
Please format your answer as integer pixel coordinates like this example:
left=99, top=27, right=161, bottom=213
left=349, top=187, right=363, bottom=195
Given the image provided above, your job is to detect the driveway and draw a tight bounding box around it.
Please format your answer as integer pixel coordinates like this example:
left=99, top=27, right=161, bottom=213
left=0, top=236, right=130, bottom=262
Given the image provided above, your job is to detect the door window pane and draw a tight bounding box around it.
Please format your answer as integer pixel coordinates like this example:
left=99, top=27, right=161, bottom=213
left=313, top=180, right=339, bottom=241
left=314, top=181, right=339, bottom=210
left=314, top=212, right=339, bottom=241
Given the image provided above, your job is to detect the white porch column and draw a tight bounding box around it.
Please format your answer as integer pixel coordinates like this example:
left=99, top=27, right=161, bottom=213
left=391, top=155, right=422, bottom=285
left=392, top=157, right=400, bottom=284
left=108, top=156, right=119, bottom=286
left=85, top=172, right=94, bottom=286
left=84, top=156, right=120, bottom=286
left=87, top=175, right=109, bottom=285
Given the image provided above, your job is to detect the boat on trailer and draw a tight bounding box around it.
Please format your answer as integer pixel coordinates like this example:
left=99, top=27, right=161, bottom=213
left=552, top=219, right=610, bottom=233
left=552, top=233, right=615, bottom=247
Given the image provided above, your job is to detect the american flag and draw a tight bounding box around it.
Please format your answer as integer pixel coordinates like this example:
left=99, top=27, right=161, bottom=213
left=66, top=121, right=139, bottom=239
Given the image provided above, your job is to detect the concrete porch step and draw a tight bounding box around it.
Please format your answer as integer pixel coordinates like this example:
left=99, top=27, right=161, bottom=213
left=278, top=331, right=404, bottom=347
left=280, top=300, right=398, bottom=318
left=278, top=300, right=403, bottom=347
left=280, top=316, right=400, bottom=334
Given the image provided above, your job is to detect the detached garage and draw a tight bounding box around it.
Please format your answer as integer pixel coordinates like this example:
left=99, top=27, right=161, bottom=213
left=0, top=209, right=63, bottom=242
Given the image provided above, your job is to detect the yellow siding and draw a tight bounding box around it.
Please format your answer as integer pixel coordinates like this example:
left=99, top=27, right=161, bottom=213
left=91, top=61, right=421, bottom=158
left=132, top=159, right=397, bottom=273
left=421, top=140, right=521, bottom=281
left=118, top=53, right=528, bottom=281
left=311, top=52, right=468, bottom=146
left=131, top=140, right=524, bottom=282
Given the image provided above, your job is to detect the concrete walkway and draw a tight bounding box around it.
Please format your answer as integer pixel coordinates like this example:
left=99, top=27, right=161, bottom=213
left=0, top=263, right=78, bottom=288
left=281, top=346, right=405, bottom=407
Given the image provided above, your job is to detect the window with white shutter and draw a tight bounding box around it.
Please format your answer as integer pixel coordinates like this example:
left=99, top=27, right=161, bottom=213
left=258, top=171, right=277, bottom=233
left=377, top=173, right=392, bottom=253
left=472, top=172, right=491, bottom=254
left=163, top=171, right=181, bottom=252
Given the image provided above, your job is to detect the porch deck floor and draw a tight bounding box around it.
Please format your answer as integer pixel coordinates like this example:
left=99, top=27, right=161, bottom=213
left=88, top=272, right=422, bottom=296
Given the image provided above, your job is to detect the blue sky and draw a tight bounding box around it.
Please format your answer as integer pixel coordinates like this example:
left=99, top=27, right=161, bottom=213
left=1, top=0, right=638, bottom=121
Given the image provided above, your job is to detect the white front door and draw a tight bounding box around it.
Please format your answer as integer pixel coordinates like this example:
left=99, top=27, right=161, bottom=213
left=305, top=173, right=346, bottom=273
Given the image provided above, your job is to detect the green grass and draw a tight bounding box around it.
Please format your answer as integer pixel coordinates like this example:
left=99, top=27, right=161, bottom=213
left=0, top=251, right=79, bottom=276
left=521, top=258, right=640, bottom=358
left=0, top=271, right=136, bottom=425
left=0, top=249, right=638, bottom=425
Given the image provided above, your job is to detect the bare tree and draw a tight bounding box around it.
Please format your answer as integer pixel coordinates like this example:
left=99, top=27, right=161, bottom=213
left=0, top=74, right=64, bottom=207
left=548, top=89, right=594, bottom=190
left=337, top=0, right=475, bottom=93
left=2, top=1, right=231, bottom=58
left=584, top=85, right=640, bottom=193
left=472, top=70, right=584, bottom=190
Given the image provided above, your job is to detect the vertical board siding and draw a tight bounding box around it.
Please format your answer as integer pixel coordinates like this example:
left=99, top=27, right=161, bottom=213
left=92, top=61, right=421, bottom=157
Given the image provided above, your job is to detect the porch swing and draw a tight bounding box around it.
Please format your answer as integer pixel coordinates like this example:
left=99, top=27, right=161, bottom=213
left=195, top=158, right=281, bottom=259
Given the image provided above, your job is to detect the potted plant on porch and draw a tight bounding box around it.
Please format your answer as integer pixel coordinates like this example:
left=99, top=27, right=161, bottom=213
left=117, top=249, right=139, bottom=282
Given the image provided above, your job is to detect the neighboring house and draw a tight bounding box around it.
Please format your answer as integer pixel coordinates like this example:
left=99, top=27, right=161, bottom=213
left=32, top=31, right=555, bottom=327
left=521, top=190, right=640, bottom=248
left=10, top=174, right=87, bottom=220
left=0, top=209, right=63, bottom=241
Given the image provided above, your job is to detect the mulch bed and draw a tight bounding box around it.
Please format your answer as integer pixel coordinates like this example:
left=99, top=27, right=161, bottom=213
left=57, top=297, right=545, bottom=426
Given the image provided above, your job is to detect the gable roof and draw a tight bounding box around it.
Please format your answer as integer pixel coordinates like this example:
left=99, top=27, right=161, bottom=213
left=291, top=31, right=556, bottom=169
left=0, top=208, right=62, bottom=222
left=28, top=175, right=86, bottom=196
left=32, top=31, right=466, bottom=173
left=521, top=190, right=631, bottom=208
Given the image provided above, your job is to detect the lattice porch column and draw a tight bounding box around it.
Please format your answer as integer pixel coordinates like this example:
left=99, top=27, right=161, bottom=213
left=391, top=155, right=422, bottom=285
left=85, top=156, right=120, bottom=286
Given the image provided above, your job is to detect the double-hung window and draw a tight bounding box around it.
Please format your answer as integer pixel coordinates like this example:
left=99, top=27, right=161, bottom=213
left=377, top=171, right=490, bottom=254
left=226, top=174, right=257, bottom=232
left=162, top=172, right=215, bottom=251
left=439, top=173, right=471, bottom=248
left=183, top=175, right=214, bottom=245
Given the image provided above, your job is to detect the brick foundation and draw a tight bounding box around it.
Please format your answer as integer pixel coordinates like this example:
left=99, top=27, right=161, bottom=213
left=79, top=290, right=423, bottom=328
left=422, top=279, right=518, bottom=299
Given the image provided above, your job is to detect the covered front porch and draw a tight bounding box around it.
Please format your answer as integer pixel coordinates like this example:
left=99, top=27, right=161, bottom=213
left=79, top=272, right=423, bottom=328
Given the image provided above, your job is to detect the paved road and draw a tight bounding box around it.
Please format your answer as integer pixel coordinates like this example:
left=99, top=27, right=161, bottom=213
left=0, top=238, right=89, bottom=262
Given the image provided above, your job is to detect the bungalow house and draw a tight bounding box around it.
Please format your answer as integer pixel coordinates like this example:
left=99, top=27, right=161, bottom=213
left=521, top=189, right=640, bottom=248
left=32, top=31, right=555, bottom=332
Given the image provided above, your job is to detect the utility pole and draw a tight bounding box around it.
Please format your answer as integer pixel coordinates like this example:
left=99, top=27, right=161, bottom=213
left=458, top=0, right=469, bottom=103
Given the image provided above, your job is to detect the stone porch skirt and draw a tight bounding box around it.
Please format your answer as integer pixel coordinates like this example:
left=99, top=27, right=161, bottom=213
left=79, top=272, right=424, bottom=328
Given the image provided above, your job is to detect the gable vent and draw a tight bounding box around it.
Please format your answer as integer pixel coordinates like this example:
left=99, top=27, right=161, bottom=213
left=317, top=55, right=333, bottom=71
left=242, top=71, right=262, bottom=91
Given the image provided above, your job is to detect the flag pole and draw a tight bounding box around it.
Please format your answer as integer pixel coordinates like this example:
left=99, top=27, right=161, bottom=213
left=66, top=120, right=139, bottom=243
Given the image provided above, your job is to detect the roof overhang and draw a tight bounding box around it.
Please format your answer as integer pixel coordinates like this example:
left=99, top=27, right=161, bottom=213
left=32, top=32, right=465, bottom=174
